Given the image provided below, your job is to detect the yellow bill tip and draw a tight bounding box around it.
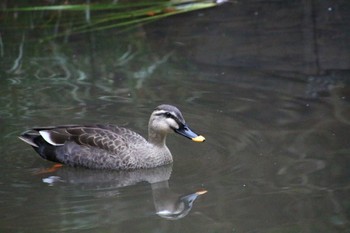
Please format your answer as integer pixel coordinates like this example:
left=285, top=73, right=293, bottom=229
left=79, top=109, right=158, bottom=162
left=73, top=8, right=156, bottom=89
left=192, top=135, right=205, bottom=142
left=196, top=190, right=208, bottom=195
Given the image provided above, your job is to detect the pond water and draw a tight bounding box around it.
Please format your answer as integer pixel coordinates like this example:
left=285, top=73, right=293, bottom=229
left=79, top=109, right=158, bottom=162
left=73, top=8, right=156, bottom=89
left=1, top=1, right=350, bottom=233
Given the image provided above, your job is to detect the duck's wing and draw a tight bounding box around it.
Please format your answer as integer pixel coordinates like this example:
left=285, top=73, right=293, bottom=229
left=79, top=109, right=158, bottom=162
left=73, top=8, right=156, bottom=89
left=27, top=124, right=147, bottom=153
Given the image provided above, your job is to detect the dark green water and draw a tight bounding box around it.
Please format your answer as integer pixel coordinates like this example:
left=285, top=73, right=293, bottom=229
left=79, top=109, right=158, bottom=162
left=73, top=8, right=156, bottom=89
left=1, top=1, right=350, bottom=232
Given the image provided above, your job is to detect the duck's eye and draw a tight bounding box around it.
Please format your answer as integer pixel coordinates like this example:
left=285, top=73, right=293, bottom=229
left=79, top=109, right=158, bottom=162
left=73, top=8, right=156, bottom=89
left=164, top=112, right=173, bottom=118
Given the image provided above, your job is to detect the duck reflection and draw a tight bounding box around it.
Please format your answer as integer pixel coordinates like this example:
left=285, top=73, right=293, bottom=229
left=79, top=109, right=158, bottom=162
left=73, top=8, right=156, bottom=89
left=38, top=164, right=207, bottom=220
left=151, top=181, right=207, bottom=220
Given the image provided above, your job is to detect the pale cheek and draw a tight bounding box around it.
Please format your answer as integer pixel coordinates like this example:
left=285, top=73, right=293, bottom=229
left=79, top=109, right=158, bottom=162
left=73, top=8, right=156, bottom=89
left=165, top=118, right=178, bottom=130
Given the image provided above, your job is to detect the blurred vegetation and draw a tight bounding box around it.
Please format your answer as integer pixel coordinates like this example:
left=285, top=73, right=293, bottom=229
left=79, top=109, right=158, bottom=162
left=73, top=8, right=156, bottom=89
left=1, top=0, right=225, bottom=39
left=1, top=1, right=223, bottom=120
left=0, top=0, right=228, bottom=119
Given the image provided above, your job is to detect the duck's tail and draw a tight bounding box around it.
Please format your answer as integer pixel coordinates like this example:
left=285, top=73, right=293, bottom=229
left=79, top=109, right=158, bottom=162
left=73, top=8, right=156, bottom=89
left=19, top=130, right=61, bottom=163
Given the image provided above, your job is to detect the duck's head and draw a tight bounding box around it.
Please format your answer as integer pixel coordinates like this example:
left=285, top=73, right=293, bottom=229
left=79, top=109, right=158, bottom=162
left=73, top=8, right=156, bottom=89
left=148, top=104, right=205, bottom=143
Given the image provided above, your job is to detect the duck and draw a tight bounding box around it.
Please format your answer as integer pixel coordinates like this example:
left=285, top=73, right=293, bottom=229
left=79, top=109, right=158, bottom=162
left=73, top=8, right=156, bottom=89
left=19, top=104, right=205, bottom=170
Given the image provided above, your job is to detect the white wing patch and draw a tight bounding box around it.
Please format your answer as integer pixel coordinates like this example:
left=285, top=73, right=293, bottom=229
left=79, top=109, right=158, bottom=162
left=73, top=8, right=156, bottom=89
left=39, top=130, right=64, bottom=146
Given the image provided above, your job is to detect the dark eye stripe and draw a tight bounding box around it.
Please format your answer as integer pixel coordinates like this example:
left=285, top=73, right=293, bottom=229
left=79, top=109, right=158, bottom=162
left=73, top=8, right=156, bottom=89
left=154, top=111, right=174, bottom=118
left=162, top=112, right=175, bottom=119
left=165, top=112, right=184, bottom=127
left=164, top=112, right=173, bottom=118
left=154, top=112, right=165, bottom=116
left=155, top=112, right=184, bottom=127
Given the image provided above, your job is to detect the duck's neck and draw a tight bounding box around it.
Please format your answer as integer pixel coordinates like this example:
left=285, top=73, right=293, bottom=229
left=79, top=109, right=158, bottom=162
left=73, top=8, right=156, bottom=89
left=148, top=127, right=167, bottom=146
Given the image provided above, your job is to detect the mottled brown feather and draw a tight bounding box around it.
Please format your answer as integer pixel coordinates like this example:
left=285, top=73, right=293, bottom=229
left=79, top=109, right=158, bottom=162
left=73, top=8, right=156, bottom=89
left=41, top=125, right=147, bottom=153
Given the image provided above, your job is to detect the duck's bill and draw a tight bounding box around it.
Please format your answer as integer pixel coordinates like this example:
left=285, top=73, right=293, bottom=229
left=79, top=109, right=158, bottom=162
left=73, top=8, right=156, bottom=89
left=175, top=125, right=205, bottom=142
